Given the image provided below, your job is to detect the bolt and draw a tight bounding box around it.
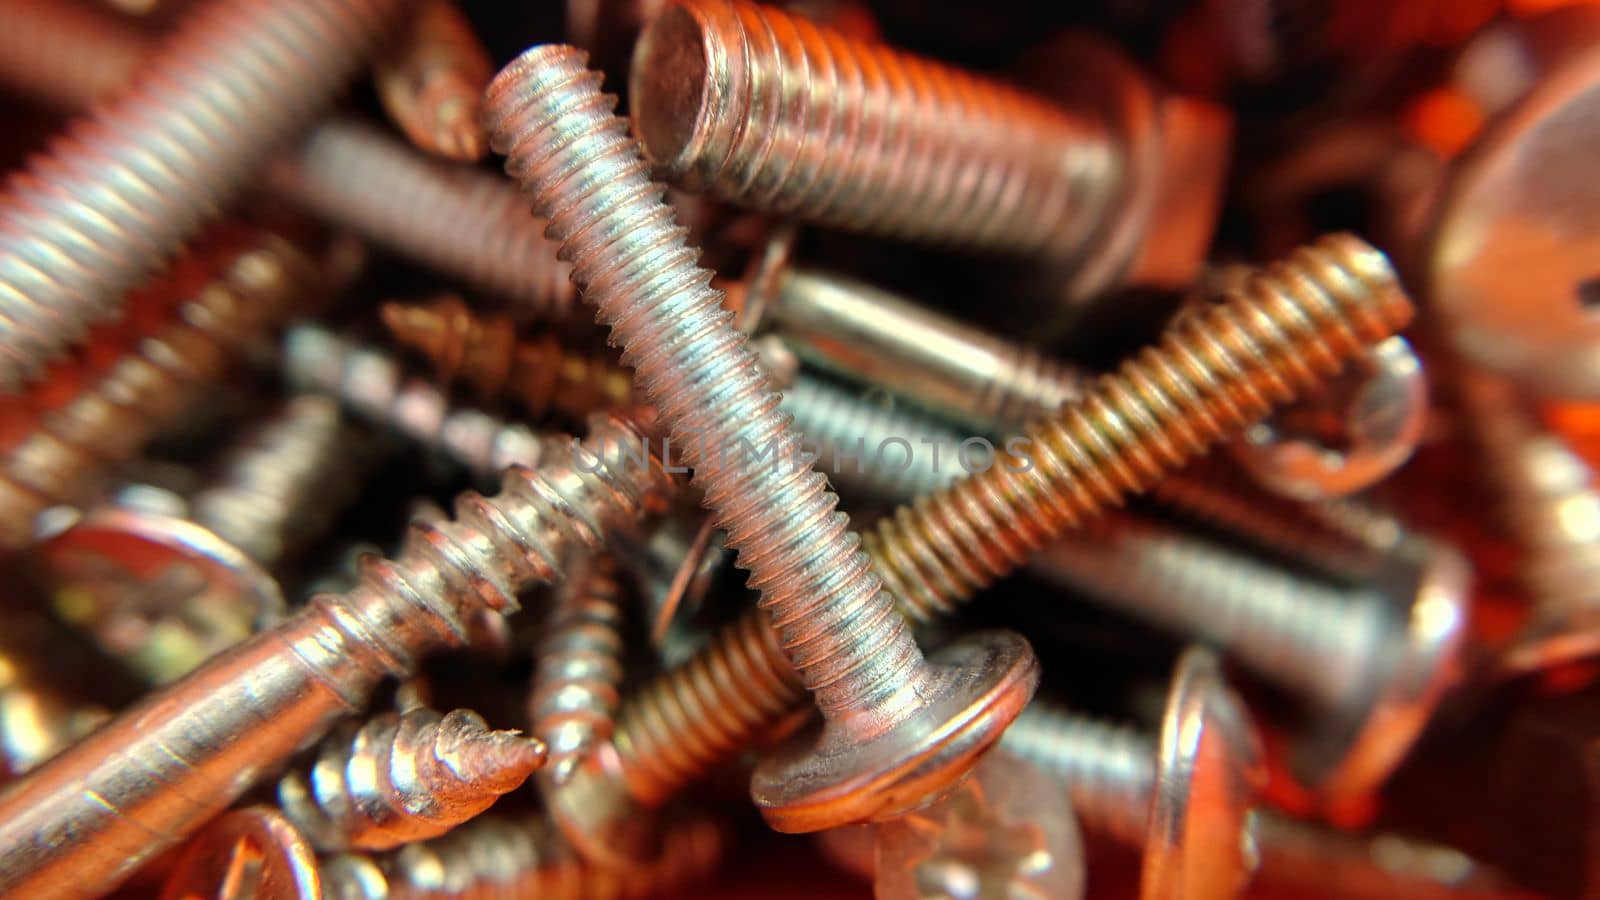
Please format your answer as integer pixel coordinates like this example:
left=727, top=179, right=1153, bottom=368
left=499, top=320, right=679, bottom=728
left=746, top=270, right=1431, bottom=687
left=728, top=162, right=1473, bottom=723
left=1457, top=367, right=1600, bottom=675
left=779, top=374, right=959, bottom=505
left=1002, top=647, right=1264, bottom=900
left=486, top=44, right=1040, bottom=834
left=528, top=554, right=627, bottom=784
left=372, top=0, right=493, bottom=162
left=381, top=295, right=637, bottom=422
left=546, top=234, right=1413, bottom=860
left=278, top=706, right=546, bottom=851
left=627, top=0, right=1224, bottom=311
left=320, top=810, right=725, bottom=900
left=0, top=411, right=674, bottom=898
left=0, top=227, right=330, bottom=551
left=160, top=807, right=322, bottom=900
left=0, top=0, right=403, bottom=390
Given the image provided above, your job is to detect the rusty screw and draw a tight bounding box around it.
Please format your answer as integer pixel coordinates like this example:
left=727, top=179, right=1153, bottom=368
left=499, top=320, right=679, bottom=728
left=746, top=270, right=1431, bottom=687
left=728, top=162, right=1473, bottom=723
left=485, top=43, right=1040, bottom=834
left=0, top=0, right=402, bottom=390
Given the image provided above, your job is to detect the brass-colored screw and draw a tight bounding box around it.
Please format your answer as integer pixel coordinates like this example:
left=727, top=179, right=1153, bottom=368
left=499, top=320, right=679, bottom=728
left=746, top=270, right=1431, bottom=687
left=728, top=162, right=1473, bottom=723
left=278, top=707, right=546, bottom=851
left=372, top=0, right=493, bottom=162
left=381, top=296, right=637, bottom=422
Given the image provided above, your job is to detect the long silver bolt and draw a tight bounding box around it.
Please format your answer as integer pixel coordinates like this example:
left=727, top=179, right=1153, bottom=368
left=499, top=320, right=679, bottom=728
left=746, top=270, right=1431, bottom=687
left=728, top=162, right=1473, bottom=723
left=0, top=0, right=403, bottom=390
left=0, top=412, right=674, bottom=898
left=484, top=44, right=1038, bottom=834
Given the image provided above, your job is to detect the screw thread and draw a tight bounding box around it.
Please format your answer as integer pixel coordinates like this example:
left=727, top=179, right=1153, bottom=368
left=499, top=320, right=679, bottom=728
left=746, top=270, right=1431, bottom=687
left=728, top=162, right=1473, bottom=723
left=279, top=707, right=546, bottom=852
left=322, top=812, right=724, bottom=900
left=191, top=395, right=367, bottom=570
left=277, top=119, right=579, bottom=323
left=529, top=555, right=628, bottom=784
left=0, top=0, right=400, bottom=389
left=611, top=607, right=804, bottom=806
left=372, top=0, right=493, bottom=162
left=865, top=234, right=1414, bottom=624
left=780, top=375, right=960, bottom=503
left=0, top=0, right=147, bottom=110
left=381, top=296, right=636, bottom=422
left=487, top=45, right=917, bottom=721
left=0, top=231, right=323, bottom=550
left=1031, top=513, right=1390, bottom=712
left=1000, top=703, right=1156, bottom=847
left=284, top=326, right=567, bottom=483
left=630, top=0, right=1118, bottom=259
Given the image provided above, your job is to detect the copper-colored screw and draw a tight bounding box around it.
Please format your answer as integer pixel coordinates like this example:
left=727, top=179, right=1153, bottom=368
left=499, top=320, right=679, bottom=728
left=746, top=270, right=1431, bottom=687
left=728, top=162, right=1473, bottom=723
left=0, top=0, right=402, bottom=390
left=381, top=296, right=636, bottom=422
left=528, top=554, right=627, bottom=784
left=547, top=233, right=1414, bottom=859
left=279, top=707, right=546, bottom=851
left=0, top=228, right=327, bottom=551
left=372, top=0, right=493, bottom=162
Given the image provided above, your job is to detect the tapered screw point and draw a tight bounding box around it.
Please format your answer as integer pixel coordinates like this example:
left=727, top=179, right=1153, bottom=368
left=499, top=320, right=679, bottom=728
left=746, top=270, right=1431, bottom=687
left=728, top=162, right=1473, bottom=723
left=434, top=712, right=548, bottom=792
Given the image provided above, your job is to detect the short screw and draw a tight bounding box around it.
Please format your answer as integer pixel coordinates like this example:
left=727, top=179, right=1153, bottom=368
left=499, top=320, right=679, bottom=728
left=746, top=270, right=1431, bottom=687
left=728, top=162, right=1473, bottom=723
left=381, top=295, right=637, bottom=422
left=372, top=0, right=493, bottom=162
left=486, top=44, right=1040, bottom=834
left=0, top=411, right=674, bottom=897
left=278, top=706, right=547, bottom=851
left=528, top=554, right=628, bottom=784
left=320, top=810, right=725, bottom=900
left=0, top=0, right=403, bottom=389
left=0, top=228, right=329, bottom=551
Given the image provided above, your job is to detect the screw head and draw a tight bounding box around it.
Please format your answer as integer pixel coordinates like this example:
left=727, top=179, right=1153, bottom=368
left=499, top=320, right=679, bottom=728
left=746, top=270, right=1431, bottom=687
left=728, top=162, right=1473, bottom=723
left=1140, top=646, right=1264, bottom=900
left=750, top=629, right=1040, bottom=833
left=37, top=506, right=284, bottom=684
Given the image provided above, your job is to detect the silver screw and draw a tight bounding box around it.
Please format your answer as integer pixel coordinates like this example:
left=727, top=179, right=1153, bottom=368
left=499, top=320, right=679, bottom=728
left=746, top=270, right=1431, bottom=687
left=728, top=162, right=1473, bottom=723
left=484, top=43, right=1038, bottom=833
left=528, top=554, right=627, bottom=784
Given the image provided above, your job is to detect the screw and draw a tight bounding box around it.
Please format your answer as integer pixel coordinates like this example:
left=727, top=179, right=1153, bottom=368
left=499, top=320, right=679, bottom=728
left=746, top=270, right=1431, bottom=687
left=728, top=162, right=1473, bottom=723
left=779, top=374, right=959, bottom=505
left=1457, top=367, right=1600, bottom=675
left=319, top=810, right=725, bottom=900
left=278, top=706, right=547, bottom=851
left=0, top=228, right=329, bottom=551
left=545, top=234, right=1413, bottom=859
left=1002, top=647, right=1264, bottom=899
left=160, top=807, right=322, bottom=900
left=0, top=0, right=146, bottom=110
left=528, top=554, right=627, bottom=784
left=486, top=44, right=1040, bottom=834
left=0, top=411, right=674, bottom=897
left=0, top=0, right=403, bottom=390
left=372, top=0, right=493, bottom=162
left=381, top=295, right=637, bottom=422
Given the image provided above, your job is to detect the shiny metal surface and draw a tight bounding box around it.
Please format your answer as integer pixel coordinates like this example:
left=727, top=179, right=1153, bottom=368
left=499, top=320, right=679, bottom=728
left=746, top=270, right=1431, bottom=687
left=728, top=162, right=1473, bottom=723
left=528, top=555, right=626, bottom=784
left=160, top=807, right=321, bottom=900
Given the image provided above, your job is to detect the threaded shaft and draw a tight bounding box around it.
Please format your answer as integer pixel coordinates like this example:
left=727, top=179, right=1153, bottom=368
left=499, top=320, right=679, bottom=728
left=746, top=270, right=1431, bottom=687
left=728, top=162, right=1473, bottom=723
left=0, top=0, right=147, bottom=110
left=611, top=607, right=803, bottom=806
left=0, top=0, right=401, bottom=390
left=323, top=812, right=724, bottom=900
left=1031, top=513, right=1390, bottom=712
left=780, top=374, right=963, bottom=503
left=284, top=326, right=568, bottom=483
left=1000, top=703, right=1156, bottom=847
left=191, top=395, right=367, bottom=569
left=487, top=45, right=917, bottom=721
left=279, top=707, right=546, bottom=852
left=629, top=0, right=1118, bottom=259
left=529, top=555, right=627, bottom=784
left=275, top=119, right=579, bottom=322
left=0, top=231, right=324, bottom=550
left=865, top=234, right=1414, bottom=623
left=373, top=0, right=493, bottom=162
left=381, top=296, right=636, bottom=422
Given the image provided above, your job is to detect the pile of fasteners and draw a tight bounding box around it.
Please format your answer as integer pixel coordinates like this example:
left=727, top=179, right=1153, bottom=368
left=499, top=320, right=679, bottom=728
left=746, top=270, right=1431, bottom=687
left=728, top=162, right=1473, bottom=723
left=1, top=0, right=1597, bottom=896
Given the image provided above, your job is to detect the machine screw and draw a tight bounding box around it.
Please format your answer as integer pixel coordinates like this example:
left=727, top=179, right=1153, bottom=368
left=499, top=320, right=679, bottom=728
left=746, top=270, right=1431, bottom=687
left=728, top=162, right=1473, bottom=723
left=486, top=44, right=1040, bottom=834
left=547, top=234, right=1413, bottom=860
left=372, top=0, right=493, bottom=162
left=0, top=411, right=674, bottom=898
left=381, top=296, right=637, bottom=422
left=278, top=706, right=547, bottom=851
left=629, top=0, right=1225, bottom=309
left=0, top=228, right=329, bottom=550
left=320, top=810, right=725, bottom=900
left=0, top=0, right=402, bottom=390
left=528, top=554, right=627, bottom=784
